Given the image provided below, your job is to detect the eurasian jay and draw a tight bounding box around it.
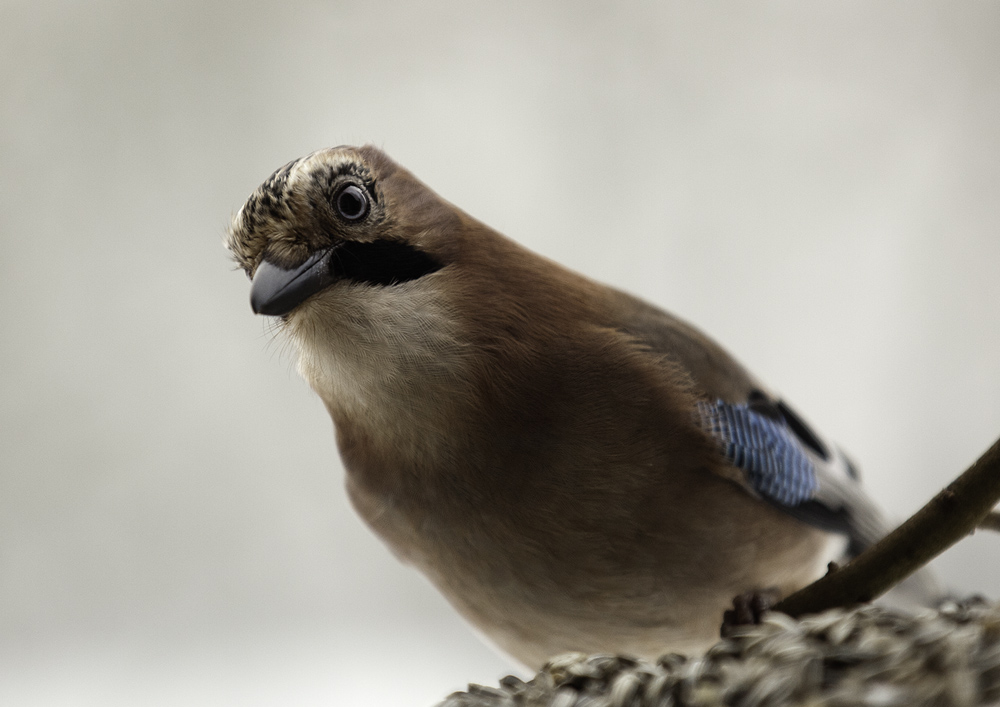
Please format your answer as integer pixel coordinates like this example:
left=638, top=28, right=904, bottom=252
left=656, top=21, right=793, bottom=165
left=226, top=145, right=931, bottom=667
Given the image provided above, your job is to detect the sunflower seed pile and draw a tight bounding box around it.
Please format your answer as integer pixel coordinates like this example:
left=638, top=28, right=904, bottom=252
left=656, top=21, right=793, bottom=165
left=436, top=598, right=1000, bottom=707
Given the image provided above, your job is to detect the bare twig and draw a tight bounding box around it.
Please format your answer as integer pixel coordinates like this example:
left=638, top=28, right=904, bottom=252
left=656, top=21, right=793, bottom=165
left=979, top=511, right=1000, bottom=533
left=775, top=436, right=1000, bottom=618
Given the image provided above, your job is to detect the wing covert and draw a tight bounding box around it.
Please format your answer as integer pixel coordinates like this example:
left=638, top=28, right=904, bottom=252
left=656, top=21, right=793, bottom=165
left=696, top=399, right=818, bottom=507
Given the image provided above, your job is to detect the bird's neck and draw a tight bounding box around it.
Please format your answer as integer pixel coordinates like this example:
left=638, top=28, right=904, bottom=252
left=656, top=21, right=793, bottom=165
left=285, top=279, right=476, bottom=475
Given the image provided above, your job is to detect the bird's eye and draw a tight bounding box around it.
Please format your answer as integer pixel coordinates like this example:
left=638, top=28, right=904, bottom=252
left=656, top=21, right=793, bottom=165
left=336, top=185, right=369, bottom=221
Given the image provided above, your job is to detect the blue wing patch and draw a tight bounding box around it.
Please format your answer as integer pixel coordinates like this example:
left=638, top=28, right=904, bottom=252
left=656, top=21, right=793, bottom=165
left=696, top=399, right=817, bottom=506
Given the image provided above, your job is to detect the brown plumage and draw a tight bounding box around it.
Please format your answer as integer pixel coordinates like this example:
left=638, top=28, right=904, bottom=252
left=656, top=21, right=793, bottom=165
left=226, top=145, right=915, bottom=667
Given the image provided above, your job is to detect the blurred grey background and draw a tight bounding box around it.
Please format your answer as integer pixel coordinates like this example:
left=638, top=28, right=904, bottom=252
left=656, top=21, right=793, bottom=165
left=2, top=1, right=999, bottom=705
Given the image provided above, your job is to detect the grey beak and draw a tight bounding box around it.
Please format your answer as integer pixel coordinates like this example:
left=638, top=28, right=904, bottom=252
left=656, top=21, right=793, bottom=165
left=250, top=249, right=336, bottom=316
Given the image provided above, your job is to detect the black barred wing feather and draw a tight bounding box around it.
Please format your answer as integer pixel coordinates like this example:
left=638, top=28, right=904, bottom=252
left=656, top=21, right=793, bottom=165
left=697, top=399, right=818, bottom=506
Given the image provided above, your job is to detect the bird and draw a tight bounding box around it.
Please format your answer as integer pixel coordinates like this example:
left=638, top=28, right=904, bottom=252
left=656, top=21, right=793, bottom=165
left=226, top=145, right=932, bottom=668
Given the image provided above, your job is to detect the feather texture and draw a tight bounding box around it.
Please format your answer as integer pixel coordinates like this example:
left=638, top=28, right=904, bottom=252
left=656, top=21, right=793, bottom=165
left=697, top=399, right=818, bottom=506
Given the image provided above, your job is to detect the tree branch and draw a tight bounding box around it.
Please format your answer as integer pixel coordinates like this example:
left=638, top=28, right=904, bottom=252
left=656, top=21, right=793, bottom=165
left=979, top=511, right=1000, bottom=533
left=774, top=435, right=1000, bottom=618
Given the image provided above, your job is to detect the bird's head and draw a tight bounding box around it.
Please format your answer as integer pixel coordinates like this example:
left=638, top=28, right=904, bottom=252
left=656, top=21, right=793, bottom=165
left=226, top=145, right=461, bottom=319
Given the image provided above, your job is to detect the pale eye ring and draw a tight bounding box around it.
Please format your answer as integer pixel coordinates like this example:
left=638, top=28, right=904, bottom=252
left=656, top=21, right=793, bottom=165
left=336, top=184, right=369, bottom=221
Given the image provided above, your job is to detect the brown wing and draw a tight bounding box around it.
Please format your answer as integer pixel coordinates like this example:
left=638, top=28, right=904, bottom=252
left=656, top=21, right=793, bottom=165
left=604, top=286, right=891, bottom=556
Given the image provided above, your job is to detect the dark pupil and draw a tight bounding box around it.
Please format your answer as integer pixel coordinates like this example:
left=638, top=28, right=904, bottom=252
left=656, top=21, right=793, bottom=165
left=337, top=186, right=367, bottom=220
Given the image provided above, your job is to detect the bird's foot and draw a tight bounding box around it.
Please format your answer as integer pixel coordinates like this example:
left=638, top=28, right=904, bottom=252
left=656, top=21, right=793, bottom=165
left=720, top=588, right=781, bottom=637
